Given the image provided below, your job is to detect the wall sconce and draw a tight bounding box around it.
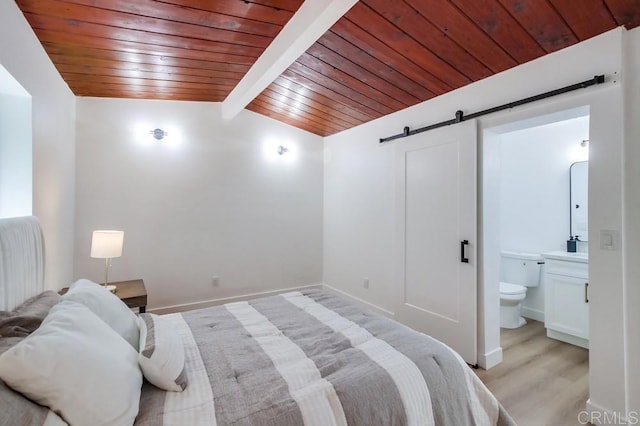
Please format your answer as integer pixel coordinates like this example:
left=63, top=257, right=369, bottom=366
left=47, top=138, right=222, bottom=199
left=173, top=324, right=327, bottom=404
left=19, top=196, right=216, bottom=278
left=277, top=145, right=288, bottom=155
left=150, top=128, right=168, bottom=141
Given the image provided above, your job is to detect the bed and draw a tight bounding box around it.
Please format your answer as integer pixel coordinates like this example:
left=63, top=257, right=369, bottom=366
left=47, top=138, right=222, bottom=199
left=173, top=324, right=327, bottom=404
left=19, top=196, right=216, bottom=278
left=0, top=217, right=514, bottom=425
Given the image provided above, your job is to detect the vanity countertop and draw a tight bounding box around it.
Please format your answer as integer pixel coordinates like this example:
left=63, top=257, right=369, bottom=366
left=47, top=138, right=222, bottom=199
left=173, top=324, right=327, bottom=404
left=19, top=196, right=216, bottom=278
left=543, top=250, right=588, bottom=263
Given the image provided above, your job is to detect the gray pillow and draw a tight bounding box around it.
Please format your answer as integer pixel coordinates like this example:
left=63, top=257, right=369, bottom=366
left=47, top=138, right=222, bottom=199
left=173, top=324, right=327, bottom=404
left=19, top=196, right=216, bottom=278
left=0, top=291, right=61, bottom=337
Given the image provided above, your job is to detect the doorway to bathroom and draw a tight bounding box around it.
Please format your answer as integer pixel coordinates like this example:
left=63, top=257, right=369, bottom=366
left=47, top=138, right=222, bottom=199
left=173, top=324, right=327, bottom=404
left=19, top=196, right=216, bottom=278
left=479, top=105, right=591, bottom=423
left=486, top=106, right=589, bottom=326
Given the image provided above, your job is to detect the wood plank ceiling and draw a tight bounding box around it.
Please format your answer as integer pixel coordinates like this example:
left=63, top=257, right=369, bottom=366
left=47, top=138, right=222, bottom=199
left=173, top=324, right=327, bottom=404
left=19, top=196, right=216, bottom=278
left=17, top=0, right=303, bottom=101
left=16, top=0, right=640, bottom=137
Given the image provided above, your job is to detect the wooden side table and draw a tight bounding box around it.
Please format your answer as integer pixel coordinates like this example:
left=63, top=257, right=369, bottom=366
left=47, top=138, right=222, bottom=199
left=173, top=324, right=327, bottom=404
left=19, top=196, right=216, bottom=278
left=60, top=279, right=148, bottom=313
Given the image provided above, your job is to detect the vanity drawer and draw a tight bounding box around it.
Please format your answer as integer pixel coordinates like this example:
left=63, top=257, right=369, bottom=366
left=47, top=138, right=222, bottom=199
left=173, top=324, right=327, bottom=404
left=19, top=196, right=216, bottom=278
left=545, top=259, right=588, bottom=278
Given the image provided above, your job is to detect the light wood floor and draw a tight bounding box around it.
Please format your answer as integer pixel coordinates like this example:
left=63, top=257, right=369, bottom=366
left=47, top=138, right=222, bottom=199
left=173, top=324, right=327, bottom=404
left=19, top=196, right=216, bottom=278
left=475, top=320, right=590, bottom=426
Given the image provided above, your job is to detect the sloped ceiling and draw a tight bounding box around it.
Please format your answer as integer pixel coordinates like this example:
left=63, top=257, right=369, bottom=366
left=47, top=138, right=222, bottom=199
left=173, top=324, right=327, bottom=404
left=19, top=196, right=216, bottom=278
left=16, top=0, right=640, bottom=136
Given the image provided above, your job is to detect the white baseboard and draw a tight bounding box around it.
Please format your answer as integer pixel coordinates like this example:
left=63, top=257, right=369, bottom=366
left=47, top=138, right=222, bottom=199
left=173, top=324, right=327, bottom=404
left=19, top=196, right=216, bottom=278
left=149, top=284, right=323, bottom=315
left=478, top=346, right=503, bottom=370
left=322, top=284, right=395, bottom=318
left=547, top=329, right=589, bottom=349
left=585, top=399, right=631, bottom=425
left=522, top=306, right=545, bottom=322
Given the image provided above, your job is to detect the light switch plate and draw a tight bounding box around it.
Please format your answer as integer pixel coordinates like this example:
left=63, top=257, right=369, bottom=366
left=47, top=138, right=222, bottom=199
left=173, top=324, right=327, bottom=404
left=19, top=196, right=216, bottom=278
left=599, top=230, right=618, bottom=250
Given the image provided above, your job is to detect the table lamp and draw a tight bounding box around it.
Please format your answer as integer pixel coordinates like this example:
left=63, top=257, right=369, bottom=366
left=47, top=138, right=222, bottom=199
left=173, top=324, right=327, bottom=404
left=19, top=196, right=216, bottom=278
left=90, top=230, right=124, bottom=293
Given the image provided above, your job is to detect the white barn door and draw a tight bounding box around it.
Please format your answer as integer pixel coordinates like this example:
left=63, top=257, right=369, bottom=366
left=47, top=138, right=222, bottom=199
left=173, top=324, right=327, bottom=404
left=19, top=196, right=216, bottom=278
left=395, top=120, right=477, bottom=365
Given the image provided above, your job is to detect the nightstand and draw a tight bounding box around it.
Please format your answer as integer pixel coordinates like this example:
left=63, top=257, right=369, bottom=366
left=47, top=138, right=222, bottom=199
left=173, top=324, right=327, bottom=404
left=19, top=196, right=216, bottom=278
left=60, top=279, right=148, bottom=313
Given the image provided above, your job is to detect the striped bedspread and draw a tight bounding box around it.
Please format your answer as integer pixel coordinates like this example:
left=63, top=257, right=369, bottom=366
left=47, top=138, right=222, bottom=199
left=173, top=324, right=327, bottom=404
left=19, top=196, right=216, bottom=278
left=136, top=290, right=514, bottom=426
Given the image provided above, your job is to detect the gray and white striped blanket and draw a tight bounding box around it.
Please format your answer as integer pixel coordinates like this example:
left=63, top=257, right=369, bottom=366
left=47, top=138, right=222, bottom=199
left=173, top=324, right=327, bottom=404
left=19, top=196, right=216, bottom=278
left=136, top=290, right=514, bottom=426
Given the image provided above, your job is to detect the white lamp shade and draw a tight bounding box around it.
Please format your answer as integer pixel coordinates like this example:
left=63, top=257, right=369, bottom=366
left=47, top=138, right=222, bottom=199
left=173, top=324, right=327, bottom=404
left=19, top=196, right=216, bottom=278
left=90, top=230, right=124, bottom=259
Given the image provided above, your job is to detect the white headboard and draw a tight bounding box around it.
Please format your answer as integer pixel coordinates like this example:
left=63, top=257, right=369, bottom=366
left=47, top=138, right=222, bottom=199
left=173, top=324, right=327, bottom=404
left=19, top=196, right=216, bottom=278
left=0, top=216, right=45, bottom=311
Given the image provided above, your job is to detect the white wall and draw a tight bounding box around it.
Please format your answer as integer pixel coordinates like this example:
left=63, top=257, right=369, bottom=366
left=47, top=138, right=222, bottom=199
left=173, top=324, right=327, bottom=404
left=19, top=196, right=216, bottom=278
left=623, top=26, right=640, bottom=416
left=0, top=1, right=76, bottom=289
left=324, top=27, right=632, bottom=415
left=499, top=116, right=590, bottom=254
left=74, top=98, right=324, bottom=310
left=497, top=115, right=589, bottom=319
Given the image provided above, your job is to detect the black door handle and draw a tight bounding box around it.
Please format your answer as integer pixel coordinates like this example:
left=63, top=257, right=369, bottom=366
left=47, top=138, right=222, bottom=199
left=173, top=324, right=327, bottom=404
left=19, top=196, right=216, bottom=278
left=585, top=282, right=589, bottom=303
left=461, top=240, right=469, bottom=263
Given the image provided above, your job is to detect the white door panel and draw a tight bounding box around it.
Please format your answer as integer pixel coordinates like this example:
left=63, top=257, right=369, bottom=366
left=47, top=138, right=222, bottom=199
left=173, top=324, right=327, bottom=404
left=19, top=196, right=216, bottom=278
left=405, top=142, right=460, bottom=321
left=395, top=120, right=477, bottom=365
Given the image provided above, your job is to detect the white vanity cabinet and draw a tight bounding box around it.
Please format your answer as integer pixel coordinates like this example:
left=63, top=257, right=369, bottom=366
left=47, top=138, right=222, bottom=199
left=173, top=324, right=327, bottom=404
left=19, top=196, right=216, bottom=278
left=543, top=251, right=589, bottom=349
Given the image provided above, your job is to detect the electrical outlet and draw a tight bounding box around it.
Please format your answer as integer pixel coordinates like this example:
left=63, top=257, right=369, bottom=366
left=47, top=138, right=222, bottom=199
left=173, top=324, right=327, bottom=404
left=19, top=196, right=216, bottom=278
left=363, top=277, right=369, bottom=289
left=212, top=276, right=220, bottom=287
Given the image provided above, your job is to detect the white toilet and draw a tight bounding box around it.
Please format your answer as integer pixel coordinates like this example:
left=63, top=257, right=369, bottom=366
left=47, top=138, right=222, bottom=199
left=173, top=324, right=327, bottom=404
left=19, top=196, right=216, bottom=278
left=499, top=251, right=543, bottom=329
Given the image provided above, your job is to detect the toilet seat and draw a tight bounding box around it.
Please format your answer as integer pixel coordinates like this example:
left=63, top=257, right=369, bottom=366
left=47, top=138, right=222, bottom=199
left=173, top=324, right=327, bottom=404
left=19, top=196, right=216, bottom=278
left=500, top=282, right=526, bottom=295
left=500, top=282, right=527, bottom=329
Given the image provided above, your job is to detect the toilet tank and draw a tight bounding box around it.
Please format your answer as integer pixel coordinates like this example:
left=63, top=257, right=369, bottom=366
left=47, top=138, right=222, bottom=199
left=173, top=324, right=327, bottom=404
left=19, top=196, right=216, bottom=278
left=500, top=251, right=543, bottom=287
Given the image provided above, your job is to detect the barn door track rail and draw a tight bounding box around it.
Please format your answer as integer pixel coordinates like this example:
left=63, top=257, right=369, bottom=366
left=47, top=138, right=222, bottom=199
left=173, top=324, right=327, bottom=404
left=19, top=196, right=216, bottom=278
left=379, top=75, right=606, bottom=144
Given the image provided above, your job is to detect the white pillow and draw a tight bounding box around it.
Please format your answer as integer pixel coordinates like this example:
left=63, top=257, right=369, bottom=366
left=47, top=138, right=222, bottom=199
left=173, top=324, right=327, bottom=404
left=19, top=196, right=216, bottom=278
left=62, top=279, right=139, bottom=349
left=138, top=313, right=188, bottom=392
left=0, top=300, right=142, bottom=426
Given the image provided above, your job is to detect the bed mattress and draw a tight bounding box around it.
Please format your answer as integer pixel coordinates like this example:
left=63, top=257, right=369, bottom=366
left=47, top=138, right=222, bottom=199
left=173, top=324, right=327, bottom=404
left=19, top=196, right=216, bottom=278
left=135, top=289, right=514, bottom=426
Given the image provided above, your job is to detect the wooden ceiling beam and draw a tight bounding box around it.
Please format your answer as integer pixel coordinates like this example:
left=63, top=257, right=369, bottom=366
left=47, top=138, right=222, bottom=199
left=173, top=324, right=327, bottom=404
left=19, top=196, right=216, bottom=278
left=221, top=0, right=359, bottom=120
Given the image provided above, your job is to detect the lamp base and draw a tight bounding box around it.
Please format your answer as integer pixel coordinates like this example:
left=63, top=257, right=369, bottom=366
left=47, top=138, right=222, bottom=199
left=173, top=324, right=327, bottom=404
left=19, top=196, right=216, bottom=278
left=104, top=284, right=117, bottom=293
